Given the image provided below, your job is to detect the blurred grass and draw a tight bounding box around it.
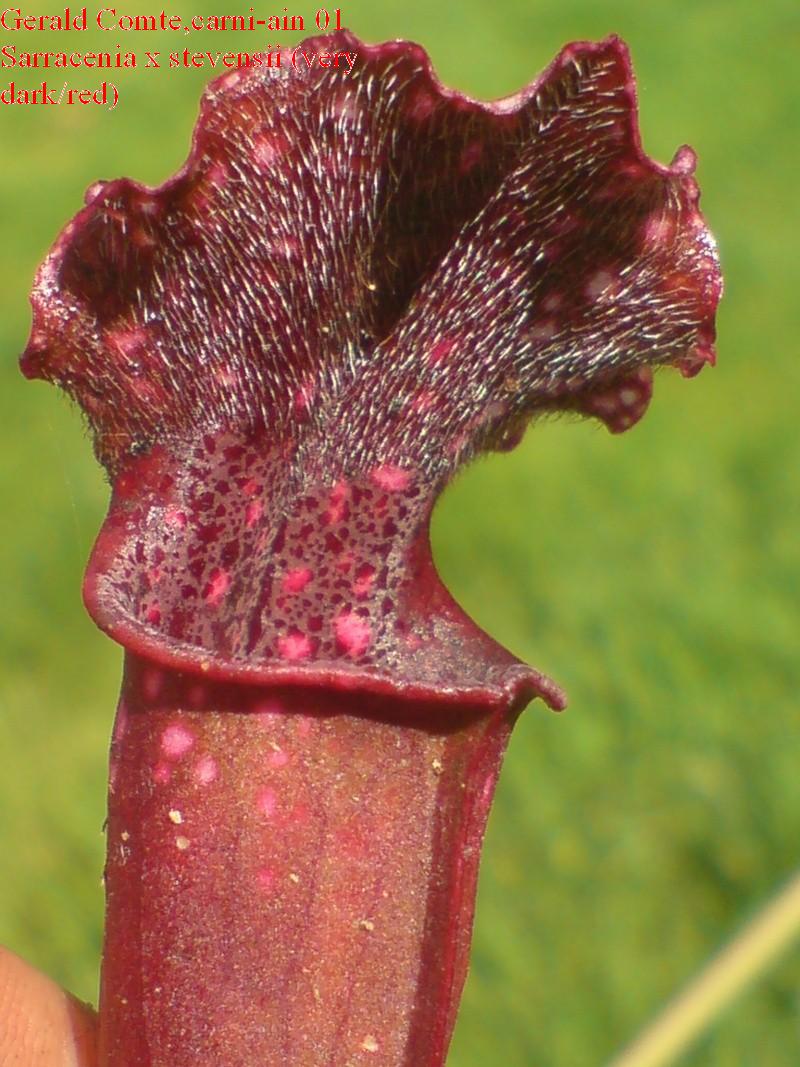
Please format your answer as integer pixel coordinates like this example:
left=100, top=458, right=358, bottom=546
left=1, top=0, right=798, bottom=1063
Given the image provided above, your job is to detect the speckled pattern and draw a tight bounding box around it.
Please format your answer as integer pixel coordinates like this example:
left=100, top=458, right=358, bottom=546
left=83, top=434, right=563, bottom=707
left=21, top=31, right=719, bottom=704
left=101, top=658, right=516, bottom=1067
left=22, top=33, right=718, bottom=479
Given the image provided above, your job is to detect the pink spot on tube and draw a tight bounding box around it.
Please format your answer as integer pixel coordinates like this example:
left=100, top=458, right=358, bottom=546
left=288, top=801, right=311, bottom=827
left=142, top=665, right=164, bottom=698
left=257, top=786, right=278, bottom=818
left=257, top=866, right=276, bottom=893
left=193, top=754, right=219, bottom=785
left=153, top=761, right=172, bottom=785
left=295, top=716, right=313, bottom=739
left=161, top=723, right=195, bottom=760
left=268, top=748, right=290, bottom=769
left=335, top=612, right=372, bottom=658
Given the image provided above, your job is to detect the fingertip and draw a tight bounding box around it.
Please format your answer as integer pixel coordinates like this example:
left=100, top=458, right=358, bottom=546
left=0, top=947, right=98, bottom=1067
left=64, top=992, right=98, bottom=1067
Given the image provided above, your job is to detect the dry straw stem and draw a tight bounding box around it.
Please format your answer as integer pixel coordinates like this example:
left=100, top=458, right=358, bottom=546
left=608, top=867, right=800, bottom=1067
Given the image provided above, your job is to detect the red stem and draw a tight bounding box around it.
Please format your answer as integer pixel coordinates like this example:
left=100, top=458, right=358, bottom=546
left=99, top=653, right=520, bottom=1066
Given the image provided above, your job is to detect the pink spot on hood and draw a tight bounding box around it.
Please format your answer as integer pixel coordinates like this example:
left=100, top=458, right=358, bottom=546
left=335, top=612, right=372, bottom=658
left=294, top=378, right=316, bottom=413
left=278, top=631, right=312, bottom=661
left=165, top=507, right=187, bottom=529
left=369, top=465, right=412, bottom=492
left=283, top=567, right=313, bottom=594
left=204, top=567, right=230, bottom=605
left=325, top=481, right=349, bottom=524
left=407, top=86, right=436, bottom=121
left=576, top=367, right=653, bottom=433
left=428, top=338, right=455, bottom=366
left=253, top=133, right=288, bottom=170
left=107, top=325, right=147, bottom=359
left=353, top=563, right=376, bottom=598
left=245, top=499, right=263, bottom=527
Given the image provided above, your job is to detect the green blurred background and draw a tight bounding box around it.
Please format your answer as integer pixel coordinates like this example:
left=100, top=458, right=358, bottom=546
left=1, top=0, right=798, bottom=1063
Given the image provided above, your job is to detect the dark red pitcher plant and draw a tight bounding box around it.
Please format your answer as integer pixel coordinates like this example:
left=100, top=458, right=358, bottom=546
left=21, top=29, right=721, bottom=1067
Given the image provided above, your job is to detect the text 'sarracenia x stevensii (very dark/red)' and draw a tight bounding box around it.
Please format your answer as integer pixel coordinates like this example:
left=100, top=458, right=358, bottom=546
left=20, top=30, right=721, bottom=1067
